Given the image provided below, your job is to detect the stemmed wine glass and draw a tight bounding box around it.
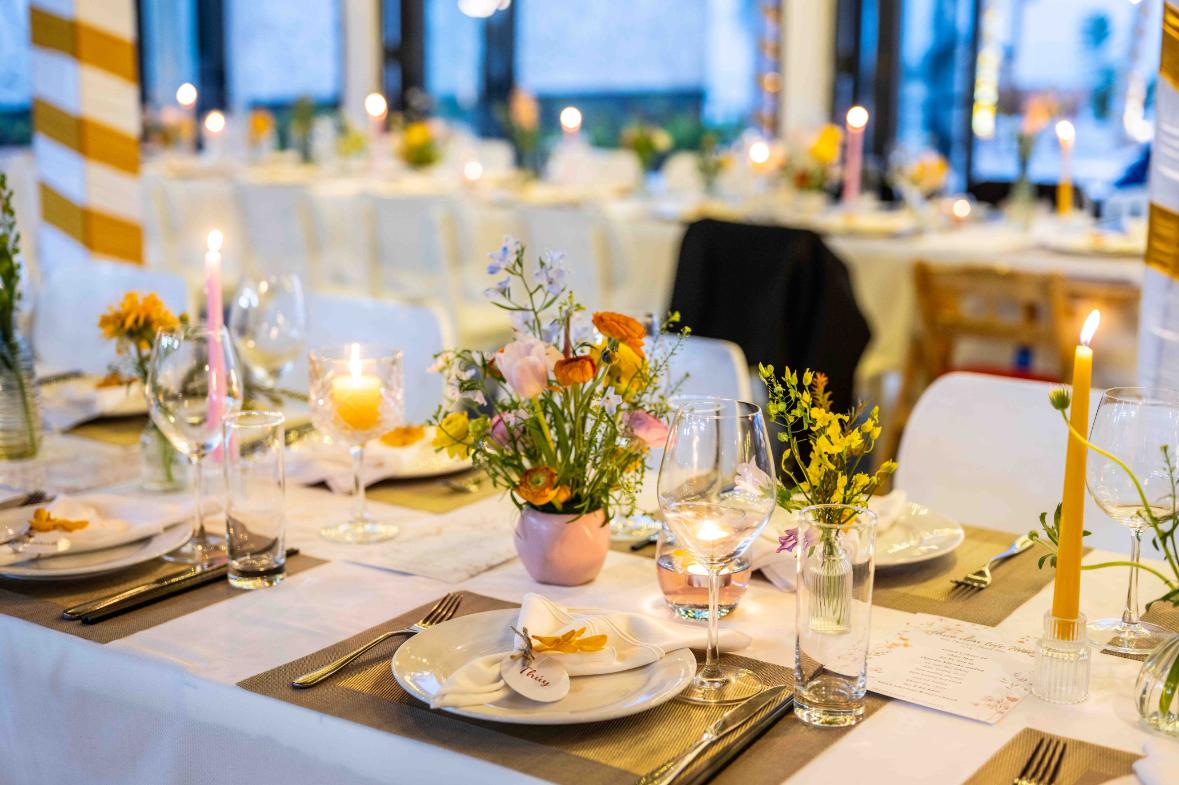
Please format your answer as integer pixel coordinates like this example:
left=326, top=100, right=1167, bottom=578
left=657, top=398, right=776, bottom=703
left=147, top=325, right=244, bottom=564
left=1086, top=387, right=1179, bottom=654
left=308, top=343, right=404, bottom=544
left=228, top=273, right=307, bottom=394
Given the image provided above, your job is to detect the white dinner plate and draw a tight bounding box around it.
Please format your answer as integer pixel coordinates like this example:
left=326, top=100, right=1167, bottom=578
left=875, top=503, right=965, bottom=569
left=0, top=521, right=191, bottom=581
left=392, top=608, right=697, bottom=725
left=286, top=431, right=473, bottom=485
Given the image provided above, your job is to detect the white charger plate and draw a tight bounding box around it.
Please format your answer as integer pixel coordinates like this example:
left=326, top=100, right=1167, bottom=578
left=286, top=431, right=473, bottom=485
left=876, top=503, right=965, bottom=569
left=393, top=608, right=696, bottom=725
left=0, top=501, right=191, bottom=581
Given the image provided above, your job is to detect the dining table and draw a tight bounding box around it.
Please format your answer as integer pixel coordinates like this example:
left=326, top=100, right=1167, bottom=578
left=0, top=408, right=1171, bottom=785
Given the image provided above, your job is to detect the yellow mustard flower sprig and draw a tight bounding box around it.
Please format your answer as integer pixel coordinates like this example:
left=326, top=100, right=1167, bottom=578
left=531, top=627, right=608, bottom=655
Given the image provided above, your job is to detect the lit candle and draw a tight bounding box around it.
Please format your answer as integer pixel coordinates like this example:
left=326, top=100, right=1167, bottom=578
left=364, top=92, right=388, bottom=164
left=205, top=230, right=227, bottom=439
left=1056, top=120, right=1075, bottom=216
left=842, top=106, right=868, bottom=207
left=176, top=83, right=198, bottom=151
left=559, top=106, right=582, bottom=138
left=696, top=519, right=727, bottom=542
left=463, top=159, right=484, bottom=185
left=748, top=140, right=772, bottom=174
left=203, top=110, right=225, bottom=137
left=331, top=343, right=383, bottom=432
left=1051, top=309, right=1100, bottom=629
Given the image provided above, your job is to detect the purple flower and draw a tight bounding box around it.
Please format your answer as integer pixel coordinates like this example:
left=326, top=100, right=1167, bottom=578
left=625, top=410, right=670, bottom=448
left=776, top=528, right=798, bottom=553
left=487, top=235, right=521, bottom=275
left=483, top=276, right=511, bottom=301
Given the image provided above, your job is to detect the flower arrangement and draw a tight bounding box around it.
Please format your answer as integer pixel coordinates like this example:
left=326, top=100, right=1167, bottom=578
left=503, top=89, right=541, bottom=175
left=759, top=365, right=895, bottom=531
left=696, top=131, right=731, bottom=194
left=788, top=124, right=842, bottom=192
left=898, top=150, right=949, bottom=197
left=336, top=118, right=368, bottom=160
left=0, top=173, right=39, bottom=459
left=398, top=120, right=442, bottom=169
left=249, top=109, right=275, bottom=146
left=620, top=123, right=673, bottom=172
left=429, top=237, right=680, bottom=520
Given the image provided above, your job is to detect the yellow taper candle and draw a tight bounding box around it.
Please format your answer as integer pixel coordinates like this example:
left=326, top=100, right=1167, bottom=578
left=1051, top=309, right=1100, bottom=625
left=1055, top=120, right=1075, bottom=216
left=331, top=343, right=383, bottom=432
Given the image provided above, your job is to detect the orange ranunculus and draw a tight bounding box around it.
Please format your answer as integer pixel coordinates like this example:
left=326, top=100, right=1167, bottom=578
left=553, top=485, right=572, bottom=504
left=592, top=311, right=646, bottom=357
left=515, top=466, right=559, bottom=506
left=553, top=355, right=595, bottom=386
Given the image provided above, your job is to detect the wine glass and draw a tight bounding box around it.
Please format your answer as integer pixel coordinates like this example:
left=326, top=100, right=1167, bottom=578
left=147, top=325, right=244, bottom=564
left=1086, top=387, right=1179, bottom=654
left=657, top=398, right=776, bottom=703
left=228, top=273, right=307, bottom=393
left=308, top=343, right=404, bottom=544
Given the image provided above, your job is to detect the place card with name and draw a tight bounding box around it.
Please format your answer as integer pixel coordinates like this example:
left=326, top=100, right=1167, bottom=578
left=867, top=614, right=1036, bottom=724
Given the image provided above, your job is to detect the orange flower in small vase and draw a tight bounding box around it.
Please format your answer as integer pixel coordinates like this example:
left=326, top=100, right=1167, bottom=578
left=516, top=466, right=559, bottom=506
left=592, top=312, right=646, bottom=357
left=554, top=355, right=595, bottom=386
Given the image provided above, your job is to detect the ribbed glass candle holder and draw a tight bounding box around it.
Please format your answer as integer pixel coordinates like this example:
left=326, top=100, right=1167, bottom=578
left=1032, top=612, right=1090, bottom=704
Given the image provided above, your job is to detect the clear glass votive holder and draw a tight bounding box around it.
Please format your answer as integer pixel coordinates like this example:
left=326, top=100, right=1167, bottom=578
left=1032, top=612, right=1090, bottom=704
left=223, top=411, right=287, bottom=589
left=655, top=522, right=751, bottom=620
left=794, top=504, right=877, bottom=728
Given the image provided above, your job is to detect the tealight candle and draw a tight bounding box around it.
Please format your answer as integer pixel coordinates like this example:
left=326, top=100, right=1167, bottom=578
left=1056, top=120, right=1075, bottom=216
left=748, top=140, right=772, bottom=174
left=842, top=106, right=868, bottom=207
left=463, top=159, right=484, bottom=184
left=176, top=83, right=197, bottom=151
left=331, top=344, right=383, bottom=432
left=1051, top=309, right=1100, bottom=629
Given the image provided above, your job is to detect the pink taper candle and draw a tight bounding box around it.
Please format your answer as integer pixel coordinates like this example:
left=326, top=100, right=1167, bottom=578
left=842, top=105, right=868, bottom=207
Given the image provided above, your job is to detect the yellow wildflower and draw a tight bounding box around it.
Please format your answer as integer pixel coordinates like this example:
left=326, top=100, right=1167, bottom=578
left=98, top=291, right=180, bottom=353
left=809, top=124, right=843, bottom=166
left=432, top=411, right=471, bottom=459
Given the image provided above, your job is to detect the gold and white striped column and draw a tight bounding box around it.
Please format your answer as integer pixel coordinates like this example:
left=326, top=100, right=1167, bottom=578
left=1141, top=2, right=1179, bottom=387
left=28, top=0, right=142, bottom=267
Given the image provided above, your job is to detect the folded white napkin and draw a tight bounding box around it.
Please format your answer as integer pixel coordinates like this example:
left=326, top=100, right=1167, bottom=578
left=285, top=431, right=466, bottom=492
left=1133, top=739, right=1179, bottom=785
left=431, top=593, right=752, bottom=709
left=0, top=494, right=180, bottom=566
left=40, top=379, right=145, bottom=431
left=751, top=490, right=908, bottom=591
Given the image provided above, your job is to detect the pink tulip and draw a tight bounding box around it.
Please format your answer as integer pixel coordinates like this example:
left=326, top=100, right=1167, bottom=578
left=625, top=410, right=669, bottom=448
left=496, top=336, right=560, bottom=399
left=489, top=413, right=524, bottom=447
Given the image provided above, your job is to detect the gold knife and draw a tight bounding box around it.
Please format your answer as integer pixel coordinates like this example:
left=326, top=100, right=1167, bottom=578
left=637, top=684, right=792, bottom=785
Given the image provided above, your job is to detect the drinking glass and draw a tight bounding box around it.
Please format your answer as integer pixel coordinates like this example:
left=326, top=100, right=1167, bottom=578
left=1086, top=387, right=1179, bottom=654
left=657, top=398, right=776, bottom=703
left=147, top=325, right=244, bottom=564
left=223, top=410, right=287, bottom=589
left=794, top=504, right=877, bottom=727
left=228, top=273, right=307, bottom=392
left=308, top=343, right=404, bottom=543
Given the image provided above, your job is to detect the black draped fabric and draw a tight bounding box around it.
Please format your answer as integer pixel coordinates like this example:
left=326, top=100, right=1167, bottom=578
left=668, top=219, right=870, bottom=413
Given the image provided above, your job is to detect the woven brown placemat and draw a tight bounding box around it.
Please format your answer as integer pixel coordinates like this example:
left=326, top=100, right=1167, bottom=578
left=366, top=469, right=500, bottom=514
left=961, top=727, right=1140, bottom=784
left=0, top=552, right=325, bottom=644
left=238, top=591, right=887, bottom=785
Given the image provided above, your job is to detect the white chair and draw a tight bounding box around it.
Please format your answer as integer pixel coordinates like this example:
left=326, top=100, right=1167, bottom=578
left=894, top=372, right=1143, bottom=555
left=307, top=182, right=373, bottom=293
left=516, top=204, right=611, bottom=312
left=293, top=291, right=454, bottom=424
left=596, top=149, right=643, bottom=192
left=235, top=178, right=317, bottom=283
left=661, top=151, right=703, bottom=194
left=368, top=190, right=510, bottom=349
left=140, top=171, right=175, bottom=273
left=31, top=261, right=188, bottom=375
left=665, top=335, right=752, bottom=402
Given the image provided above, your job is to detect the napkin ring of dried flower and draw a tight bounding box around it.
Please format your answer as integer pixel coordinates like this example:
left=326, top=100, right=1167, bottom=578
left=509, top=625, right=536, bottom=670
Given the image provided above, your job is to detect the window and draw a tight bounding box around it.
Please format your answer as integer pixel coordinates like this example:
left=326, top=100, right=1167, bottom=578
left=0, top=0, right=31, bottom=146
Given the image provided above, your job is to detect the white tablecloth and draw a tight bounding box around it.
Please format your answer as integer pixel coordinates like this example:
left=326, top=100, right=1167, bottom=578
left=0, top=478, right=1166, bottom=785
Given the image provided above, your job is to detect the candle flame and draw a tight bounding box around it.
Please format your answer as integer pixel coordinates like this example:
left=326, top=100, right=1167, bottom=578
left=203, top=110, right=226, bottom=134
left=951, top=198, right=972, bottom=219
left=206, top=229, right=223, bottom=253
left=1055, top=120, right=1075, bottom=144
left=463, top=160, right=484, bottom=181
left=349, top=343, right=363, bottom=379
left=176, top=82, right=197, bottom=108
left=1080, top=309, right=1100, bottom=346
left=846, top=105, right=869, bottom=130
left=748, top=140, right=771, bottom=164
left=364, top=92, right=388, bottom=119
left=559, top=106, right=582, bottom=133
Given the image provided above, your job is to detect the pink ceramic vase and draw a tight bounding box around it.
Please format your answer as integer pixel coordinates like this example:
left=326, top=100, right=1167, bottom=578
left=514, top=506, right=609, bottom=586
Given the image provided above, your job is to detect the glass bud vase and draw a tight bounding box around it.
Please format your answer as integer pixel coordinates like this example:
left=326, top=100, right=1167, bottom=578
left=0, top=335, right=42, bottom=461
left=794, top=504, right=877, bottom=728
left=1136, top=633, right=1179, bottom=737
left=139, top=421, right=186, bottom=492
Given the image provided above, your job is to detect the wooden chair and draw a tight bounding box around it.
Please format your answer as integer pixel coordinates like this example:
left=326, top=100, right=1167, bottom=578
left=1050, top=276, right=1140, bottom=381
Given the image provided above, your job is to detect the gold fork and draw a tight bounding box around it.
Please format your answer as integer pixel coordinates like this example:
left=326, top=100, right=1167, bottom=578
left=951, top=534, right=1034, bottom=591
left=291, top=592, right=463, bottom=688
